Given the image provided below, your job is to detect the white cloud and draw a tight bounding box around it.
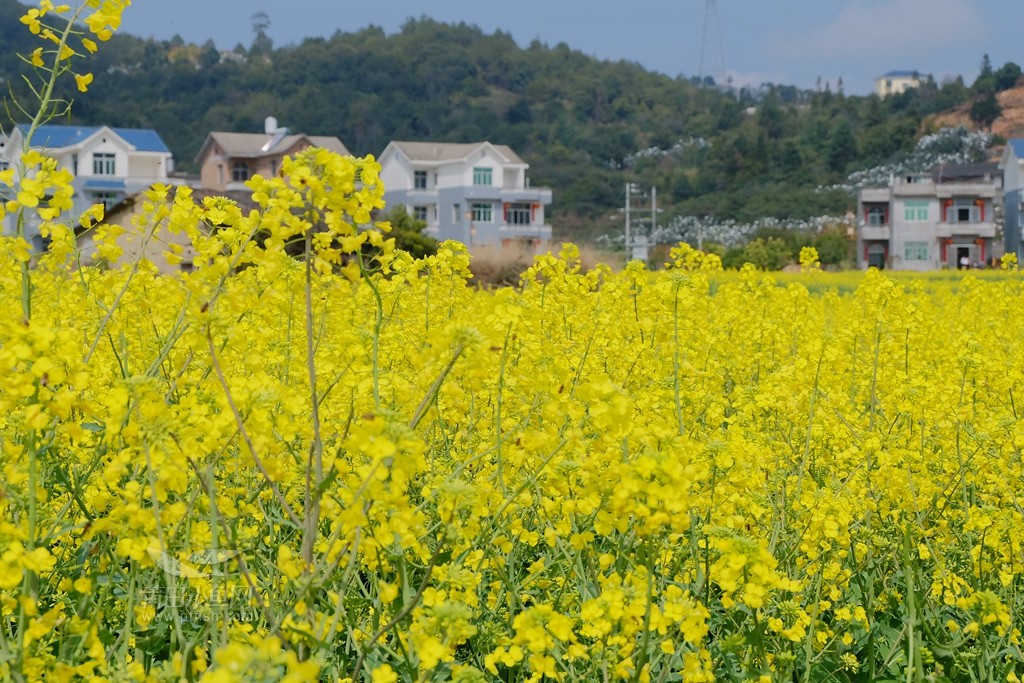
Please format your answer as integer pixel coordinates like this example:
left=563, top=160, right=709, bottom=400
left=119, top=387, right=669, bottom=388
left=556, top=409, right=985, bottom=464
left=769, top=0, right=984, bottom=62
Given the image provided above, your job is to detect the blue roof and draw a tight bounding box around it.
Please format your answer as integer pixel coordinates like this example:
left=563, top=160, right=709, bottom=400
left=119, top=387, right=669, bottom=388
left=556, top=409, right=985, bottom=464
left=880, top=70, right=920, bottom=78
left=1009, top=139, right=1024, bottom=159
left=16, top=124, right=170, bottom=153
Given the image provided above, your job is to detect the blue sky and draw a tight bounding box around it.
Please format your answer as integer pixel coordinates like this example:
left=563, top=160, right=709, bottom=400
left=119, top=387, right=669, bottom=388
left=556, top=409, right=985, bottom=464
left=118, top=0, right=1021, bottom=95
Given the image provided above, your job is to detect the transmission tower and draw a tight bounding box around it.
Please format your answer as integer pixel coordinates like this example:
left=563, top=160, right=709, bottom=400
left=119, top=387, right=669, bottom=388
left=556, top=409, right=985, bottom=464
left=698, top=0, right=725, bottom=87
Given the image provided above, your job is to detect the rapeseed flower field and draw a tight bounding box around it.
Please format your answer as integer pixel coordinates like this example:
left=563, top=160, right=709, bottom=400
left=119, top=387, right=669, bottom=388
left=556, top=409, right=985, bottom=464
left=4, top=3, right=1024, bottom=682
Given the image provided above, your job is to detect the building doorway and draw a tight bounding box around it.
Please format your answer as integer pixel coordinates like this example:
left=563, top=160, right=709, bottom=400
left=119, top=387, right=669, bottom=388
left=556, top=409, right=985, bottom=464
left=867, top=244, right=886, bottom=269
left=956, top=246, right=972, bottom=269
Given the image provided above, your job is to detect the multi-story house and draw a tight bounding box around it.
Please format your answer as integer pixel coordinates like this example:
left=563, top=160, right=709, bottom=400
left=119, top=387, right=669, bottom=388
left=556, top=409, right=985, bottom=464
left=999, top=139, right=1024, bottom=261
left=857, top=162, right=1002, bottom=270
left=378, top=140, right=552, bottom=252
left=0, top=124, right=174, bottom=243
left=195, top=117, right=349, bottom=192
left=874, top=70, right=921, bottom=98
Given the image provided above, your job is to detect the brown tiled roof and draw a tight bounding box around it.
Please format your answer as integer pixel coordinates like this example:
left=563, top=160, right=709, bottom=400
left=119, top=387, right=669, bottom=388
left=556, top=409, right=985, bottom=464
left=199, top=132, right=349, bottom=161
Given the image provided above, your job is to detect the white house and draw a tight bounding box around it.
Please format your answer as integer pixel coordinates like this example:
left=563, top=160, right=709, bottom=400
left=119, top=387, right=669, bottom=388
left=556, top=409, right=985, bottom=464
left=0, top=124, right=174, bottom=246
left=378, top=141, right=552, bottom=252
left=857, top=162, right=1002, bottom=270
left=999, top=139, right=1024, bottom=261
left=874, top=70, right=921, bottom=98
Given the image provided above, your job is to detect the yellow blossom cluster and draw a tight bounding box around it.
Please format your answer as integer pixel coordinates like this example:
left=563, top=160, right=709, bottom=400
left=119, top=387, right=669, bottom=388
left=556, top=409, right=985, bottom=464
left=4, top=3, right=1024, bottom=681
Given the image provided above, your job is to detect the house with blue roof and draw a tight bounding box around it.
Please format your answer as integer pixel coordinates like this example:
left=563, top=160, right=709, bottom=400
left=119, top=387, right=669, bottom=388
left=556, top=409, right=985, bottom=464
left=874, top=70, right=921, bottom=98
left=0, top=124, right=174, bottom=243
left=999, top=139, right=1024, bottom=260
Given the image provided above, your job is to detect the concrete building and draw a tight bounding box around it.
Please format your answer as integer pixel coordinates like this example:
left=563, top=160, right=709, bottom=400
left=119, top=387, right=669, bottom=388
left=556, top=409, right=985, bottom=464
left=999, top=139, right=1024, bottom=261
left=874, top=70, right=921, bottom=98
left=0, top=124, right=174, bottom=245
left=857, top=162, right=1002, bottom=270
left=378, top=140, right=552, bottom=253
left=195, top=117, right=349, bottom=192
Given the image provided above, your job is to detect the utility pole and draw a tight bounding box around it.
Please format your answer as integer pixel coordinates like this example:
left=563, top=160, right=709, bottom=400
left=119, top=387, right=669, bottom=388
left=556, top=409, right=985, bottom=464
left=622, top=183, right=654, bottom=262
left=651, top=186, right=657, bottom=235
left=624, top=182, right=633, bottom=254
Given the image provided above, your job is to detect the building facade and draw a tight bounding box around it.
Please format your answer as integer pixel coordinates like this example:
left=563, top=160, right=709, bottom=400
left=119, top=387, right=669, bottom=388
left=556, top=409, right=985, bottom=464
left=999, top=139, right=1024, bottom=262
left=378, top=141, right=552, bottom=252
left=195, top=117, right=349, bottom=192
left=857, top=163, right=1002, bottom=270
left=874, top=70, right=921, bottom=98
left=0, top=124, right=174, bottom=244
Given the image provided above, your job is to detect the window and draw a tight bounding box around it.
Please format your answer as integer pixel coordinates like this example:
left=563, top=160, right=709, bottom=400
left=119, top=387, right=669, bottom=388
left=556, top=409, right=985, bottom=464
left=232, top=161, right=250, bottom=182
left=947, top=200, right=980, bottom=223
left=93, top=152, right=115, bottom=175
left=413, top=205, right=428, bottom=221
left=414, top=171, right=427, bottom=189
left=866, top=205, right=887, bottom=226
left=904, top=241, right=929, bottom=260
left=453, top=203, right=461, bottom=223
left=473, top=167, right=492, bottom=186
left=0, top=160, right=9, bottom=172
left=92, top=192, right=119, bottom=210
left=954, top=206, right=977, bottom=223
left=506, top=203, right=531, bottom=225
left=903, top=200, right=928, bottom=222
left=471, top=202, right=492, bottom=222
left=71, top=154, right=78, bottom=175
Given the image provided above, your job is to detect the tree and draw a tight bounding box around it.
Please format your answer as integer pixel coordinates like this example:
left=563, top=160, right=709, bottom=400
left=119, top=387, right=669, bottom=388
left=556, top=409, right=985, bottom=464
left=813, top=228, right=852, bottom=266
left=740, top=237, right=791, bottom=270
left=199, top=39, right=220, bottom=69
left=969, top=90, right=1002, bottom=130
left=995, top=62, right=1022, bottom=92
left=973, top=53, right=995, bottom=93
left=378, top=205, right=438, bottom=259
left=826, top=120, right=857, bottom=173
left=250, top=11, right=273, bottom=56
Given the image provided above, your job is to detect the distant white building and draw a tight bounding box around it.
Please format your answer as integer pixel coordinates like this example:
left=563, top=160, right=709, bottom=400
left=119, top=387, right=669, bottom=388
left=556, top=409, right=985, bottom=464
left=0, top=124, right=175, bottom=246
left=378, top=140, right=552, bottom=252
left=874, top=70, right=921, bottom=98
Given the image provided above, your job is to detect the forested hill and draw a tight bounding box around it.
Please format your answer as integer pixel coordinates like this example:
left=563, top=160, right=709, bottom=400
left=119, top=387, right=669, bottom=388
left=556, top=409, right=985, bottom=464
left=1, top=0, right=1018, bottom=242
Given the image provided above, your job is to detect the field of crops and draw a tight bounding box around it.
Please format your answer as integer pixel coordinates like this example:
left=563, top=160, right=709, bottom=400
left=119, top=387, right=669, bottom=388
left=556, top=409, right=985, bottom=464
left=4, top=5, right=1024, bottom=678
left=4, top=151, right=1024, bottom=682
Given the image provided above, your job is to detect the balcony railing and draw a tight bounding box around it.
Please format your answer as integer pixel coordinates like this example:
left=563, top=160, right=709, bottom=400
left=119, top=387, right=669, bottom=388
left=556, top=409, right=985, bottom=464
left=935, top=182, right=998, bottom=198
left=499, top=222, right=552, bottom=235
left=861, top=187, right=891, bottom=202
left=463, top=186, right=553, bottom=203
left=892, top=181, right=936, bottom=197
left=859, top=226, right=890, bottom=241
left=935, top=221, right=996, bottom=238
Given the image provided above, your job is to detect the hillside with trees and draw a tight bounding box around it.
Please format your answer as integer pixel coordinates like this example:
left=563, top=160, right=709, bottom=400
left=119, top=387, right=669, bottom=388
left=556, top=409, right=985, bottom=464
left=1, top=0, right=1020, bottom=255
